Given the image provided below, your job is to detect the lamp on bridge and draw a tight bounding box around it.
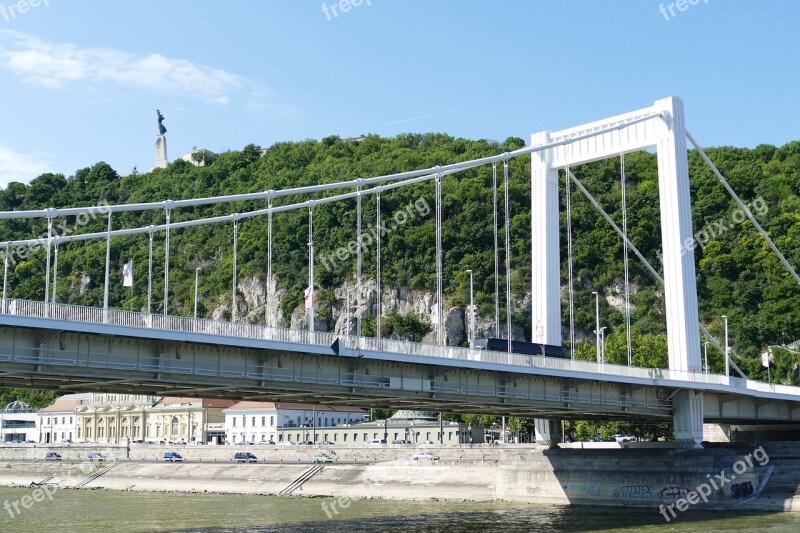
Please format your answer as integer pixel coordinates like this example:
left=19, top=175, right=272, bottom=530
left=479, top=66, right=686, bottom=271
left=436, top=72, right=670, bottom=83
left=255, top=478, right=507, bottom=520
left=193, top=267, right=201, bottom=319
left=591, top=291, right=601, bottom=363
left=599, top=326, right=607, bottom=364
left=721, top=315, right=729, bottom=377
left=466, top=269, right=475, bottom=349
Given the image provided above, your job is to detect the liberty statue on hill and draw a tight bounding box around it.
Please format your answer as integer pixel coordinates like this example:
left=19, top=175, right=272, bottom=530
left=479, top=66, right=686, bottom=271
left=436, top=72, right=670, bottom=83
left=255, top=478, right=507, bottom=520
left=157, top=109, right=167, bottom=135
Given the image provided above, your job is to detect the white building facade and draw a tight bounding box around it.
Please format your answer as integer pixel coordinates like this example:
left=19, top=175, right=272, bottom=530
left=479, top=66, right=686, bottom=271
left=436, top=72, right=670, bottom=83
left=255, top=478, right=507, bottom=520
left=38, top=393, right=90, bottom=444
left=224, top=402, right=367, bottom=444
left=0, top=401, right=39, bottom=443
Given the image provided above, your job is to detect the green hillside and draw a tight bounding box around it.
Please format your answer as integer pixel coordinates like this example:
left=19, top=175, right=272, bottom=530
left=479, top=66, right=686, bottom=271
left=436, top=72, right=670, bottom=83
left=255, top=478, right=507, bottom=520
left=2, top=134, right=800, bottom=401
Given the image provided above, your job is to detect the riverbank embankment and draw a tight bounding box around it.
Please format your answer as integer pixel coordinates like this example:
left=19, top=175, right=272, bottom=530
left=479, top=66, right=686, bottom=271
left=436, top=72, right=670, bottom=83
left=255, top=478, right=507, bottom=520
left=0, top=442, right=797, bottom=512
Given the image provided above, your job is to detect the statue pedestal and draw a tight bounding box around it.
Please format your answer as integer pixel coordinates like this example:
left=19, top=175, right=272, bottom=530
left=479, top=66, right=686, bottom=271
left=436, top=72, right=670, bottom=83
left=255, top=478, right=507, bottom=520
left=154, top=135, right=168, bottom=169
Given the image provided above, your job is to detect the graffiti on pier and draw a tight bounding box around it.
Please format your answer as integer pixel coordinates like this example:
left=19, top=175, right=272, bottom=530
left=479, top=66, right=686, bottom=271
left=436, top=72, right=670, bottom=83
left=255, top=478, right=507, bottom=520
left=615, top=485, right=651, bottom=505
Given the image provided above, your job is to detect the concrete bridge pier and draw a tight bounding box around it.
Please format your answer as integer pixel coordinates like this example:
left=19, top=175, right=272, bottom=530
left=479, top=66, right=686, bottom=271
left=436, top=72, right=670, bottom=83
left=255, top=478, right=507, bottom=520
left=534, top=419, right=562, bottom=448
left=673, top=389, right=704, bottom=448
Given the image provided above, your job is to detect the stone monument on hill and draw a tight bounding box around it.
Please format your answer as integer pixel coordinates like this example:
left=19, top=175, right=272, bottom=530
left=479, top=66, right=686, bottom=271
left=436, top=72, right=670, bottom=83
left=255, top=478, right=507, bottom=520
left=154, top=109, right=168, bottom=169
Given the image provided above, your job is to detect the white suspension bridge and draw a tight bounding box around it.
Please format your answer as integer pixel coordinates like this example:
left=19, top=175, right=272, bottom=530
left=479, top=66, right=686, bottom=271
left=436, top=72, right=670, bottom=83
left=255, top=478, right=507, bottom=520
left=1, top=96, right=800, bottom=447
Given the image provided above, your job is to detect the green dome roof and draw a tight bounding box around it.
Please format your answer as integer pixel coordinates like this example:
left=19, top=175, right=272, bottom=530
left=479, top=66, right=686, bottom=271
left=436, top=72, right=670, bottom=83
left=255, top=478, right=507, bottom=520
left=389, top=410, right=438, bottom=421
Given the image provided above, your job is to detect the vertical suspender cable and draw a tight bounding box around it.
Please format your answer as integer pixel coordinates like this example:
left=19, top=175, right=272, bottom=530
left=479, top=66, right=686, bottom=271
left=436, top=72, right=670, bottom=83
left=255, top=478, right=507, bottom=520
left=565, top=153, right=576, bottom=359
left=266, top=194, right=273, bottom=327
left=45, top=214, right=53, bottom=307
left=686, top=130, right=800, bottom=286
left=493, top=162, right=500, bottom=335
left=164, top=205, right=172, bottom=315
left=621, top=153, right=632, bottom=366
left=356, top=182, right=363, bottom=343
left=376, top=189, right=382, bottom=347
left=232, top=216, right=239, bottom=322
left=147, top=226, right=154, bottom=315
left=52, top=241, right=59, bottom=304
left=435, top=171, right=444, bottom=345
left=503, top=159, right=512, bottom=353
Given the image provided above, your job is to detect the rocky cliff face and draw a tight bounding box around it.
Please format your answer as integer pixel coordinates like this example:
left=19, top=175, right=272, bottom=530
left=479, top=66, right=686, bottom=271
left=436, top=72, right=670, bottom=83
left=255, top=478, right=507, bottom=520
left=212, top=276, right=532, bottom=347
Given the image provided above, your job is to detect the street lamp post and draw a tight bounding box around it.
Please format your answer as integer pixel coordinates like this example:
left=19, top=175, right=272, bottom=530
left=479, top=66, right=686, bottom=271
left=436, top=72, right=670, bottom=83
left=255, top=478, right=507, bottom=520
left=599, top=326, right=607, bottom=364
left=722, top=315, right=729, bottom=377
left=193, top=267, right=200, bottom=319
left=466, top=269, right=475, bottom=348
left=592, top=291, right=600, bottom=363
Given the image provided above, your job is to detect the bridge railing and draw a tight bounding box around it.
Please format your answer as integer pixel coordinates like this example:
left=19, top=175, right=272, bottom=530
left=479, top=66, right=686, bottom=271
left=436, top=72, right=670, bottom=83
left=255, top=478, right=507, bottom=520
left=1, top=298, right=338, bottom=348
left=341, top=333, right=780, bottom=392
left=2, top=297, right=796, bottom=396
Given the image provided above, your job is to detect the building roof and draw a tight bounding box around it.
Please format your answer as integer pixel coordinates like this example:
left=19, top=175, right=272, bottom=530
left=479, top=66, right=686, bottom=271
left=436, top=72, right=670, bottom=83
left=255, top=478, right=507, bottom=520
left=389, top=410, right=438, bottom=421
left=225, top=401, right=365, bottom=413
left=161, top=397, right=237, bottom=408
left=39, top=398, right=83, bottom=413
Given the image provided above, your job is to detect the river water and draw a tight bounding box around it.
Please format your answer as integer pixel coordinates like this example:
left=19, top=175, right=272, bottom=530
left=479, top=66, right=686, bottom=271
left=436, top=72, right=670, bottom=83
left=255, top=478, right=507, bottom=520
left=0, top=487, right=797, bottom=532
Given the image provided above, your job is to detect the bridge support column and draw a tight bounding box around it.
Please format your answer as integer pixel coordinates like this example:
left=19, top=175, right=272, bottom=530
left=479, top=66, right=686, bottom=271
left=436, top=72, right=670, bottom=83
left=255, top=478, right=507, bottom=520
left=530, top=131, right=562, bottom=450
left=534, top=419, right=561, bottom=448
left=673, top=390, right=704, bottom=448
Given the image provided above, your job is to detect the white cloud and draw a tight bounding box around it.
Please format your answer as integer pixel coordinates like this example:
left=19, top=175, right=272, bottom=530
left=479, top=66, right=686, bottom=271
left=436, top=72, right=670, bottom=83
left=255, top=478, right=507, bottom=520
left=0, top=143, right=51, bottom=187
left=0, top=29, right=292, bottom=111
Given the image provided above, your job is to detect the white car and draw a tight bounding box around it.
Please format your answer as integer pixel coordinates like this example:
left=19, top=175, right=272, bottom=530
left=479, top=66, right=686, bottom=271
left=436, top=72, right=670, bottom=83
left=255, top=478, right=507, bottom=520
left=412, top=451, right=439, bottom=461
left=277, top=440, right=293, bottom=446
left=613, top=434, right=636, bottom=443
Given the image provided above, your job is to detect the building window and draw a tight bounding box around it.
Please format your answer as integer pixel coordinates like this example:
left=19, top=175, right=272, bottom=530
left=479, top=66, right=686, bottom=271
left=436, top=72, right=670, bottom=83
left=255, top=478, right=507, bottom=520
left=270, top=416, right=275, bottom=427
left=242, top=415, right=246, bottom=427
left=171, top=417, right=179, bottom=436
left=69, top=417, right=73, bottom=425
left=77, top=428, right=81, bottom=438
left=261, top=417, right=265, bottom=427
left=233, top=418, right=237, bottom=427
left=252, top=417, right=256, bottom=427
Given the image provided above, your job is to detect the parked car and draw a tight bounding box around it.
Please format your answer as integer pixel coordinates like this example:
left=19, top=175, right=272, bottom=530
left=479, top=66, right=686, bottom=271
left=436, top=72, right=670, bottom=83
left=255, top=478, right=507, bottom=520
left=412, top=451, right=439, bottom=461
left=312, top=452, right=334, bottom=463
left=87, top=452, right=106, bottom=462
left=391, top=439, right=412, bottom=445
left=297, top=440, right=314, bottom=446
left=365, top=439, right=386, bottom=446
left=277, top=440, right=293, bottom=446
left=613, top=434, right=636, bottom=443
left=163, top=451, right=184, bottom=462
left=44, top=452, right=62, bottom=461
left=233, top=452, right=257, bottom=463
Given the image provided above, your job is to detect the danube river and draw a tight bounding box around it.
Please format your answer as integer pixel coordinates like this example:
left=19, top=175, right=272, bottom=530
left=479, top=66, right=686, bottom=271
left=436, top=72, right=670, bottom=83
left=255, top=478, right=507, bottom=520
left=0, top=488, right=798, bottom=532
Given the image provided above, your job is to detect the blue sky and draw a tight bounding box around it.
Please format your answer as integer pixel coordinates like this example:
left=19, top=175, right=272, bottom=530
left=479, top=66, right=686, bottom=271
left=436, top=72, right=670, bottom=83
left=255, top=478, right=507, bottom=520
left=0, top=0, right=798, bottom=186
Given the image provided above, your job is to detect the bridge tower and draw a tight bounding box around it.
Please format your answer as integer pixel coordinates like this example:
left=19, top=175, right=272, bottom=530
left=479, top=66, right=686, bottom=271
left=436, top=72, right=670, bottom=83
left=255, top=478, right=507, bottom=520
left=530, top=97, right=703, bottom=447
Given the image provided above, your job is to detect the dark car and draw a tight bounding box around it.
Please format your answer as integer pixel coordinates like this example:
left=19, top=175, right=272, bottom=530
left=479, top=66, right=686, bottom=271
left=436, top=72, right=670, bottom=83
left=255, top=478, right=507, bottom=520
left=163, top=451, right=184, bottom=462
left=233, top=452, right=257, bottom=463
left=44, top=452, right=62, bottom=461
